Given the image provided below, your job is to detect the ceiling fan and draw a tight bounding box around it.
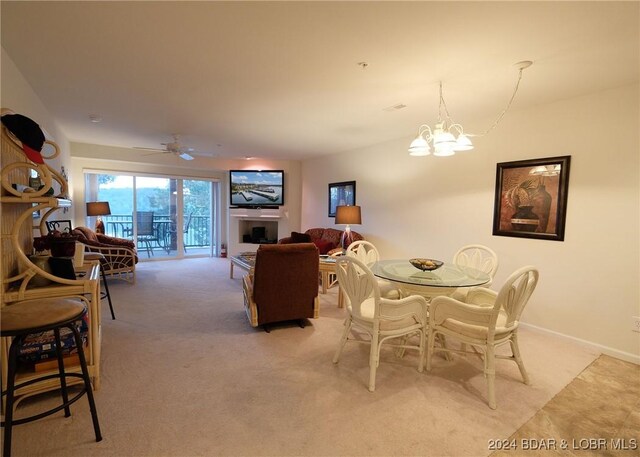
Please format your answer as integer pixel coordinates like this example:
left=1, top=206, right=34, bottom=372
left=134, top=134, right=195, bottom=160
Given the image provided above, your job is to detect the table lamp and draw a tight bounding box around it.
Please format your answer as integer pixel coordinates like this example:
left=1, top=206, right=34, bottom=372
left=335, top=205, right=361, bottom=252
left=86, top=201, right=111, bottom=234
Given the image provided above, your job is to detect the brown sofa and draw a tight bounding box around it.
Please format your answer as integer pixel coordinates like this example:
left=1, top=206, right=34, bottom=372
left=278, top=227, right=364, bottom=255
left=72, top=226, right=138, bottom=283
left=242, top=243, right=320, bottom=331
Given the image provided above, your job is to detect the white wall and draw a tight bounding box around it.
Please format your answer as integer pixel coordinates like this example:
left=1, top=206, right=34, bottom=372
left=301, top=83, right=640, bottom=361
left=70, top=142, right=301, bottom=256
left=1, top=47, right=73, bottom=218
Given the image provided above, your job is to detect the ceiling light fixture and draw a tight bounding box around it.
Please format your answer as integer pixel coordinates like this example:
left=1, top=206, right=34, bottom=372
left=408, top=61, right=533, bottom=157
left=88, top=114, right=102, bottom=123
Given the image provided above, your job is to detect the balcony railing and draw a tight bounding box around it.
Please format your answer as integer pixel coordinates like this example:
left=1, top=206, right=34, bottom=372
left=103, top=214, right=211, bottom=252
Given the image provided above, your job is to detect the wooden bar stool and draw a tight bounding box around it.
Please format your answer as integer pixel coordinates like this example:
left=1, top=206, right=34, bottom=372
left=1, top=298, right=102, bottom=457
left=84, top=252, right=115, bottom=320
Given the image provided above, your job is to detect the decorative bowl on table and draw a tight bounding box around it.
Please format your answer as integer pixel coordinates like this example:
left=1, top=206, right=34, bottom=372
left=409, top=258, right=443, bottom=271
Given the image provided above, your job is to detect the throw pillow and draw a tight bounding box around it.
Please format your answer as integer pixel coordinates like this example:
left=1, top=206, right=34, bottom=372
left=73, top=226, right=98, bottom=242
left=290, top=231, right=312, bottom=243
left=313, top=239, right=335, bottom=255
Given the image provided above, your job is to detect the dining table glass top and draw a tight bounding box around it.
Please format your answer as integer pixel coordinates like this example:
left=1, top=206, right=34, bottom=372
left=370, top=259, right=490, bottom=288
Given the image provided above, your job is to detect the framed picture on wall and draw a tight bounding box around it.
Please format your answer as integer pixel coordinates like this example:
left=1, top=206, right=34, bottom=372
left=492, top=155, right=571, bottom=241
left=328, top=181, right=356, bottom=217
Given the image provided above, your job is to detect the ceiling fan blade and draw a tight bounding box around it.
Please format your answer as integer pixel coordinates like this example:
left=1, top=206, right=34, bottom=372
left=134, top=146, right=165, bottom=152
left=136, top=135, right=194, bottom=159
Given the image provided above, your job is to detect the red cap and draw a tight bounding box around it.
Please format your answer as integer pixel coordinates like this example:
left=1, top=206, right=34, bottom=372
left=21, top=143, right=45, bottom=164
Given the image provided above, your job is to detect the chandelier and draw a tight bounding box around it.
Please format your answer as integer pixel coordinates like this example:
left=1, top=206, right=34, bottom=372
left=408, top=61, right=532, bottom=157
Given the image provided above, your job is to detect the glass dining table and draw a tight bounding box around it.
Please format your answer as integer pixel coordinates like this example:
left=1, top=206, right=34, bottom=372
left=370, top=259, right=490, bottom=300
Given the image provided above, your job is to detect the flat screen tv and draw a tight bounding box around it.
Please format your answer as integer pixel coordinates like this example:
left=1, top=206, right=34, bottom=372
left=229, top=170, right=284, bottom=208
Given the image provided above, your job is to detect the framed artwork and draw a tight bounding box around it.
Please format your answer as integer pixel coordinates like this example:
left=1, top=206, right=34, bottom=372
left=328, top=181, right=356, bottom=217
left=493, top=156, right=571, bottom=241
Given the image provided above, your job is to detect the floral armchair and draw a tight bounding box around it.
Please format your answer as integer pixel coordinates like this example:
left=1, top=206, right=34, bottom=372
left=278, top=228, right=364, bottom=255
left=71, top=226, right=138, bottom=283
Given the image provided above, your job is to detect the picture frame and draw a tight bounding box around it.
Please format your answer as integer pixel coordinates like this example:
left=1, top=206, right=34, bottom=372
left=45, top=219, right=73, bottom=234
left=60, top=166, right=70, bottom=213
left=492, top=156, right=571, bottom=241
left=328, top=181, right=356, bottom=217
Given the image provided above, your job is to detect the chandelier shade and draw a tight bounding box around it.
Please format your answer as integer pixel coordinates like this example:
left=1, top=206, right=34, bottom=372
left=408, top=136, right=430, bottom=156
left=454, top=134, right=473, bottom=151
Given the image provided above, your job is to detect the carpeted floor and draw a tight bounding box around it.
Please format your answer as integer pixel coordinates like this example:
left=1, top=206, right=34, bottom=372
left=6, top=257, right=605, bottom=456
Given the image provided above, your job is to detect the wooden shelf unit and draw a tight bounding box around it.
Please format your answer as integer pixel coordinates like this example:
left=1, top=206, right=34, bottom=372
left=1, top=128, right=102, bottom=405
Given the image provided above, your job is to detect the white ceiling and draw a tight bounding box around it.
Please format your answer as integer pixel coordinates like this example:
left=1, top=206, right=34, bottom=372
left=2, top=1, right=638, bottom=160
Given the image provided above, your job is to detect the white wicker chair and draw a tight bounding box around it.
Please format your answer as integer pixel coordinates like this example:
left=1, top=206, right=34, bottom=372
left=346, top=240, right=400, bottom=299
left=426, top=266, right=539, bottom=409
left=333, top=256, right=428, bottom=392
left=451, top=244, right=499, bottom=301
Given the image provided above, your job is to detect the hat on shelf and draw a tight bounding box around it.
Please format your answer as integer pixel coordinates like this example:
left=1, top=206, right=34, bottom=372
left=1, top=113, right=45, bottom=164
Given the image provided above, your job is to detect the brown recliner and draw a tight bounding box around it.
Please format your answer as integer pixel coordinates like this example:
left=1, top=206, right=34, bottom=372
left=242, top=243, right=320, bottom=330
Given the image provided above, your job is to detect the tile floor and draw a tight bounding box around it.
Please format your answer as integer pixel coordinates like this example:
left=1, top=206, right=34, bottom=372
left=492, top=355, right=640, bottom=456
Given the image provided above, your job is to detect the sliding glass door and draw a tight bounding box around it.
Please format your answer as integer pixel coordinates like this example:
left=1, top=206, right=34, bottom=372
left=183, top=179, right=212, bottom=256
left=85, top=172, right=217, bottom=260
left=135, top=176, right=176, bottom=259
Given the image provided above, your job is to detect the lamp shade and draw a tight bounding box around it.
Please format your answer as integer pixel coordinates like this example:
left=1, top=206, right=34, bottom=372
left=335, top=205, right=361, bottom=225
left=86, top=201, right=111, bottom=216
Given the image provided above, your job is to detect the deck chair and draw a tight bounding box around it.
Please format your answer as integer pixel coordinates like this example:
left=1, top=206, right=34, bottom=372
left=136, top=211, right=158, bottom=258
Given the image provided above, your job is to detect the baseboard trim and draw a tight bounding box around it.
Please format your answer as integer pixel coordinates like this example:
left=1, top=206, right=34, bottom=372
left=521, top=322, right=640, bottom=365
